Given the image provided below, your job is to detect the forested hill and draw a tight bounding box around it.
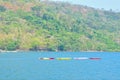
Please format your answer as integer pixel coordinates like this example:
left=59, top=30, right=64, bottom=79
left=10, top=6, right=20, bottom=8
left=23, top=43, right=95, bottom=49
left=0, top=0, right=120, bottom=51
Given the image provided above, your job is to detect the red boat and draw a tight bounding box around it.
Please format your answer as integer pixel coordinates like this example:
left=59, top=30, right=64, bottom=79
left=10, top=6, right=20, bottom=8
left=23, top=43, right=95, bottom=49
left=49, top=58, right=54, bottom=60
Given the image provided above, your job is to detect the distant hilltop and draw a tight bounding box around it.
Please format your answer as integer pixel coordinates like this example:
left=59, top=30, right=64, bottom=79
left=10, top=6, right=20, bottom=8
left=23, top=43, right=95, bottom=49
left=0, top=0, right=120, bottom=52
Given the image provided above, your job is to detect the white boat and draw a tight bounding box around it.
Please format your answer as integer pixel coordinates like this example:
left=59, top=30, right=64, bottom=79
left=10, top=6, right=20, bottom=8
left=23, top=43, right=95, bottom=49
left=73, top=57, right=89, bottom=60
left=39, top=57, right=54, bottom=60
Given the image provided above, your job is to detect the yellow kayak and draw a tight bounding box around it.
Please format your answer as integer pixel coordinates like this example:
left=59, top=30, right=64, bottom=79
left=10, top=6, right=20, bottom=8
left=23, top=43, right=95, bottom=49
left=56, top=57, right=72, bottom=60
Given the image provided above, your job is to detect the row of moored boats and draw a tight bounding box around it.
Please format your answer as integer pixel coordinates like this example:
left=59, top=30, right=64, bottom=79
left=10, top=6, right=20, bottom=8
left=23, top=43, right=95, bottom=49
left=39, top=57, right=101, bottom=60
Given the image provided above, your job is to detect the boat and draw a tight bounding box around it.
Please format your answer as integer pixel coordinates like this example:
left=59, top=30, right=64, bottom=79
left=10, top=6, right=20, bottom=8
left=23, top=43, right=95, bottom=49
left=89, top=58, right=101, bottom=60
left=56, top=57, right=72, bottom=60
left=73, top=57, right=89, bottom=60
left=39, top=57, right=54, bottom=60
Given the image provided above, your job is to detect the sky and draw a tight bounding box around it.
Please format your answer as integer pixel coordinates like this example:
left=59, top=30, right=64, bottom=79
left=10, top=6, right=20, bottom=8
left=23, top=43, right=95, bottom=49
left=49, top=0, right=120, bottom=12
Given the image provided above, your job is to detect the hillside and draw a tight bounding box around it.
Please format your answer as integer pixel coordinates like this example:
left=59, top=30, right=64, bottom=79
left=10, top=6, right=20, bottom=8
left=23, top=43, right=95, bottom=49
left=0, top=0, right=120, bottom=51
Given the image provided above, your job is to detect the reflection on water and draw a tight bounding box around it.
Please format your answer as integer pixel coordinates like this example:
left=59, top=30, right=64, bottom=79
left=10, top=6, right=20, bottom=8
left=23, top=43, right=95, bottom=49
left=0, top=52, right=120, bottom=80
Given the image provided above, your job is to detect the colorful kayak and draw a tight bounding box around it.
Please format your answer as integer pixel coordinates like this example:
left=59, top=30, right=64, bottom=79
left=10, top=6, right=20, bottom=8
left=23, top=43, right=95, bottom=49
left=38, top=57, right=101, bottom=60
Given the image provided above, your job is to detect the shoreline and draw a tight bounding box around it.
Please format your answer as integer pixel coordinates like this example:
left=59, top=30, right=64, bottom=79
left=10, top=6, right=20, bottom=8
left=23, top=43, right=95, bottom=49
left=0, top=49, right=102, bottom=52
left=0, top=49, right=119, bottom=53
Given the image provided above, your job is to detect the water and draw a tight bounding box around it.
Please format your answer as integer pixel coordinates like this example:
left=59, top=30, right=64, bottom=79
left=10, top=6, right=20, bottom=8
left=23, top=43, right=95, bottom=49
left=0, top=52, right=120, bottom=80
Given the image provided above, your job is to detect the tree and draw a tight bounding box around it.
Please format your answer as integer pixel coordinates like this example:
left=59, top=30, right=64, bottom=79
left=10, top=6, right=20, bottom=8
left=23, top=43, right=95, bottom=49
left=31, top=6, right=41, bottom=17
left=0, top=5, right=6, bottom=12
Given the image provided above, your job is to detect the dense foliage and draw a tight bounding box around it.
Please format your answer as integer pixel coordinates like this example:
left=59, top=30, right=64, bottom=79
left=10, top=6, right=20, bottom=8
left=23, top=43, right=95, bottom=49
left=0, top=0, right=120, bottom=51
